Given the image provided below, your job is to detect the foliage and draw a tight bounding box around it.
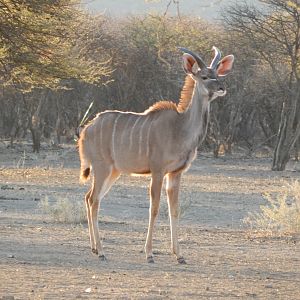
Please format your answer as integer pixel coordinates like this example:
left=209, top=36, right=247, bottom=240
left=0, top=0, right=111, bottom=90
left=1, top=6, right=299, bottom=162
left=223, top=0, right=300, bottom=168
left=102, top=15, right=223, bottom=112
left=244, top=181, right=300, bottom=234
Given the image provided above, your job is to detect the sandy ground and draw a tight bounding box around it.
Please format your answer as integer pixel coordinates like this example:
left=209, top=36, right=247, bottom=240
left=0, top=143, right=299, bottom=299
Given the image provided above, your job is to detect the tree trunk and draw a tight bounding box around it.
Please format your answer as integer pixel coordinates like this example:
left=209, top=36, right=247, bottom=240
left=30, top=125, right=41, bottom=153
left=295, top=138, right=299, bottom=161
left=30, top=90, right=49, bottom=153
left=272, top=86, right=300, bottom=171
left=55, top=97, right=63, bottom=145
left=213, top=142, right=220, bottom=158
left=225, top=140, right=233, bottom=156
left=9, top=123, right=18, bottom=148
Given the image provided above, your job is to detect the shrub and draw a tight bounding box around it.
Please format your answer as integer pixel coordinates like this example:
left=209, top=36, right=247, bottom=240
left=39, top=197, right=86, bottom=224
left=244, top=181, right=300, bottom=235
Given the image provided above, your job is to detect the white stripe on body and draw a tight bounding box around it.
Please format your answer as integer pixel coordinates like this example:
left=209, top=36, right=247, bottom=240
left=111, top=114, right=122, bottom=161
left=98, top=114, right=106, bottom=159
left=129, top=116, right=141, bottom=150
left=94, top=114, right=105, bottom=158
left=138, top=116, right=149, bottom=156
left=100, top=114, right=105, bottom=144
left=146, top=118, right=154, bottom=157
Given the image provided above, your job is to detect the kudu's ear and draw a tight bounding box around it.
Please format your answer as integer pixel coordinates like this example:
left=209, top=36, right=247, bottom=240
left=216, top=55, right=234, bottom=77
left=182, top=53, right=199, bottom=75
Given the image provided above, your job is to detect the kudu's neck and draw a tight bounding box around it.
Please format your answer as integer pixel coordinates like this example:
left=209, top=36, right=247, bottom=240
left=181, top=81, right=210, bottom=148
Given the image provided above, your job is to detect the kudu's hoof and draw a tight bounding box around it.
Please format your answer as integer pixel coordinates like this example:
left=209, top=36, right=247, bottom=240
left=99, top=255, right=107, bottom=262
left=147, top=256, right=155, bottom=263
left=91, top=248, right=98, bottom=255
left=177, top=256, right=186, bottom=264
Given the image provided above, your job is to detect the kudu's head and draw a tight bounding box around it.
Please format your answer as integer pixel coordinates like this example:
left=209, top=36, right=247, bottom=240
left=179, top=47, right=234, bottom=101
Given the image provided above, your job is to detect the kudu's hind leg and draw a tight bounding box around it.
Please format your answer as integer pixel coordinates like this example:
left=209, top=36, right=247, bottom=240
left=85, top=189, right=96, bottom=253
left=166, top=172, right=186, bottom=264
left=145, top=173, right=164, bottom=263
left=86, top=164, right=119, bottom=260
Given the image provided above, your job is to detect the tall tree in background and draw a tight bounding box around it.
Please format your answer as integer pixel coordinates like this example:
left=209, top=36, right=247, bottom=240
left=0, top=1, right=111, bottom=151
left=224, top=0, right=300, bottom=170
left=0, top=0, right=109, bottom=88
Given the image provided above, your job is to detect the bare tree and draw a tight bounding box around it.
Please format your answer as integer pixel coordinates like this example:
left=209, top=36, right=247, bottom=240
left=223, top=0, right=300, bottom=170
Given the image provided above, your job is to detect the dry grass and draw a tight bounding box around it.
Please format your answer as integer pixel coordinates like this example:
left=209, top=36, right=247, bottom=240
left=39, top=197, right=86, bottom=224
left=244, top=180, right=300, bottom=235
left=15, top=150, right=27, bottom=168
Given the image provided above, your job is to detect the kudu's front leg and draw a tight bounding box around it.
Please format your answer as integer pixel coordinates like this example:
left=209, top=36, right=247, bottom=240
left=145, top=173, right=164, bottom=263
left=166, top=172, right=186, bottom=264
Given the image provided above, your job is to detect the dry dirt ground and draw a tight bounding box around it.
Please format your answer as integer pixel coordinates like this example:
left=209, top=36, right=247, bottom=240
left=0, top=143, right=299, bottom=299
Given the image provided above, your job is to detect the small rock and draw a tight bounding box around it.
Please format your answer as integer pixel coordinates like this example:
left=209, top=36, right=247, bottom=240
left=265, top=284, right=273, bottom=289
left=85, top=287, right=92, bottom=293
left=8, top=254, right=15, bottom=258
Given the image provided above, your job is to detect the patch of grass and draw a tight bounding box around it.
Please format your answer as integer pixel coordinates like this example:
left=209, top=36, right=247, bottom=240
left=39, top=196, right=86, bottom=224
left=244, top=181, right=300, bottom=235
left=15, top=150, right=26, bottom=168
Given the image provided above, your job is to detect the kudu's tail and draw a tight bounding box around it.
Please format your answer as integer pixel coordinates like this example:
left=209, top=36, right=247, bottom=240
left=78, top=127, right=91, bottom=183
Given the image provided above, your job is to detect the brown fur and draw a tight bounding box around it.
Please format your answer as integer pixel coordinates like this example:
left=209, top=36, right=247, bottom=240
left=146, top=75, right=195, bottom=114
left=146, top=101, right=178, bottom=113
left=78, top=127, right=91, bottom=182
left=78, top=48, right=234, bottom=264
left=178, top=75, right=195, bottom=112
left=82, top=168, right=90, bottom=180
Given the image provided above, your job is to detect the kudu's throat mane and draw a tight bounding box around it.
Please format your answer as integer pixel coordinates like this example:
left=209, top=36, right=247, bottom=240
left=145, top=75, right=195, bottom=114
left=177, top=75, right=195, bottom=113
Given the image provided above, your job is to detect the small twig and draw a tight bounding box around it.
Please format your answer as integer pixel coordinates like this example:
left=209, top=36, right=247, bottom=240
left=163, top=0, right=172, bottom=17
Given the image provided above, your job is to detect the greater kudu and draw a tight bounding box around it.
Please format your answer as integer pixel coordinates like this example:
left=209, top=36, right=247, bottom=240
left=78, top=47, right=234, bottom=264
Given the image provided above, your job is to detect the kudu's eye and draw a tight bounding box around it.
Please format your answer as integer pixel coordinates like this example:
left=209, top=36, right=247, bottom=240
left=201, top=75, right=208, bottom=80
